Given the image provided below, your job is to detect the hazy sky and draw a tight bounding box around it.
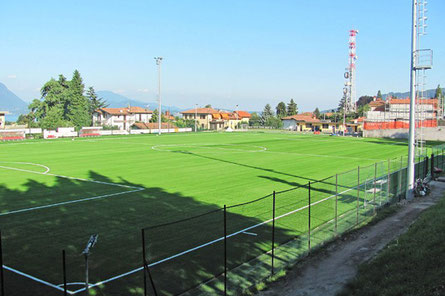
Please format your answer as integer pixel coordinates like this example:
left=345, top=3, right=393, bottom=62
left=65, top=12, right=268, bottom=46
left=1, top=0, right=444, bottom=111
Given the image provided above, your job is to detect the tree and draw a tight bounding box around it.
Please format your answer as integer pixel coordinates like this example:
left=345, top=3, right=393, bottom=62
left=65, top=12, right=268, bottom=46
left=435, top=84, right=443, bottom=99
left=276, top=102, right=287, bottom=118
left=249, top=112, right=261, bottom=126
left=377, top=90, right=382, bottom=99
left=314, top=107, right=320, bottom=119
left=266, top=116, right=283, bottom=129
left=358, top=104, right=370, bottom=117
left=261, top=104, right=274, bottom=124
left=87, top=86, right=108, bottom=113
left=287, top=99, right=298, bottom=116
left=66, top=70, right=91, bottom=128
left=150, top=109, right=167, bottom=123
left=356, top=96, right=373, bottom=108
left=25, top=70, right=98, bottom=129
left=338, top=96, right=346, bottom=112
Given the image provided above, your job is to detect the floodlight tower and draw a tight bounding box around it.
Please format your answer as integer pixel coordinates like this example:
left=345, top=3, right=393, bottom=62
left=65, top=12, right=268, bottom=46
left=154, top=57, right=163, bottom=135
left=406, top=0, right=433, bottom=199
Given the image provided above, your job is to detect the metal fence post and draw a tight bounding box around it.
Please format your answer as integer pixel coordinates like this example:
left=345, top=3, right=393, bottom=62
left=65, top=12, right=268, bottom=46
left=271, top=191, right=276, bottom=276
left=141, top=229, right=158, bottom=296
left=0, top=230, right=4, bottom=296
left=398, top=156, right=403, bottom=199
left=356, top=166, right=360, bottom=225
left=373, top=163, right=377, bottom=214
left=387, top=159, right=391, bottom=203
left=308, top=182, right=311, bottom=252
left=142, top=229, right=147, bottom=296
left=335, top=174, right=338, bottom=235
left=431, top=154, right=435, bottom=179
left=62, top=250, right=67, bottom=296
left=440, top=149, right=444, bottom=170
left=224, top=205, right=227, bottom=296
left=424, top=156, right=429, bottom=179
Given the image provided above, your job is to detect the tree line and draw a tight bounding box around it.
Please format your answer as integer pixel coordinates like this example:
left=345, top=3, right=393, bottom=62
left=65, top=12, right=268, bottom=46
left=249, top=99, right=298, bottom=128
left=18, top=70, right=107, bottom=129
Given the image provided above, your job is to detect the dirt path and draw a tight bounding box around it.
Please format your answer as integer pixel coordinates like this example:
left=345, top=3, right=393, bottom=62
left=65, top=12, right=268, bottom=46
left=257, top=181, right=445, bottom=296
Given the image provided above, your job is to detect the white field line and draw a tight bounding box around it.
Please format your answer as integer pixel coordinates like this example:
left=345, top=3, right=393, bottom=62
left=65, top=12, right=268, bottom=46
left=0, top=162, right=145, bottom=291
left=3, top=265, right=75, bottom=295
left=151, top=143, right=267, bottom=153
left=0, top=188, right=144, bottom=216
left=0, top=162, right=50, bottom=174
left=0, top=163, right=142, bottom=190
left=71, top=185, right=359, bottom=294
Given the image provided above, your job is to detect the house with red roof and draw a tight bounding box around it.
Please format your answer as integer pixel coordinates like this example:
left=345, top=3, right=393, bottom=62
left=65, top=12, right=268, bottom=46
left=93, top=106, right=153, bottom=131
left=181, top=107, right=251, bottom=130
left=281, top=114, right=342, bottom=133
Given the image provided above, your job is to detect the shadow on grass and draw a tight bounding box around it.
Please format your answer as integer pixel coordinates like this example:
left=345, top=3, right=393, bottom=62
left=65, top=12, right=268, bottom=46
left=0, top=169, right=300, bottom=296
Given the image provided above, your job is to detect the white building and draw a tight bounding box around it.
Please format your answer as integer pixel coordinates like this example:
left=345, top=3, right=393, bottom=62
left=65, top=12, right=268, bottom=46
left=0, top=111, right=8, bottom=129
left=92, top=107, right=153, bottom=131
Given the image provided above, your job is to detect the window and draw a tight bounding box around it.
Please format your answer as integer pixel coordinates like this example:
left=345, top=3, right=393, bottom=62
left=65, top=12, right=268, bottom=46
left=322, top=124, right=329, bottom=129
left=200, top=115, right=206, bottom=119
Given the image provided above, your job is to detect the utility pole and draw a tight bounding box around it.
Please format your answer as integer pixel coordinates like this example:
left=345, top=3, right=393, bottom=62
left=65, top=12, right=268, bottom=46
left=195, top=104, right=198, bottom=132
left=154, top=57, right=163, bottom=136
left=235, top=104, right=239, bottom=129
left=407, top=0, right=418, bottom=200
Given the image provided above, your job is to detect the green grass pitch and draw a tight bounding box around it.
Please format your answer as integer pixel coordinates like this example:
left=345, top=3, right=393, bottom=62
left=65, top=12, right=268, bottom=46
left=0, top=131, right=409, bottom=295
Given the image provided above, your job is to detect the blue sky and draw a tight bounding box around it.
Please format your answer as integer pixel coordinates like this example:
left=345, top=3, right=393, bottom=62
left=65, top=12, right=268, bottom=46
left=0, top=0, right=444, bottom=112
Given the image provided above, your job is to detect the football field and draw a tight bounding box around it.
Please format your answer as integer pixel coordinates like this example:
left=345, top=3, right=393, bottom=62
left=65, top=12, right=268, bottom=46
left=0, top=131, right=409, bottom=295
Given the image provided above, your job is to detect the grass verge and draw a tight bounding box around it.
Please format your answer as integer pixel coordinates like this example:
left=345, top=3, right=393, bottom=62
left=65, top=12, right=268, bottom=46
left=338, top=196, right=445, bottom=296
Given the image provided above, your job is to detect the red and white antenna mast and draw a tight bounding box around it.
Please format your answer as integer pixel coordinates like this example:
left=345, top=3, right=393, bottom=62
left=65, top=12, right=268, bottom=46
left=344, top=29, right=359, bottom=113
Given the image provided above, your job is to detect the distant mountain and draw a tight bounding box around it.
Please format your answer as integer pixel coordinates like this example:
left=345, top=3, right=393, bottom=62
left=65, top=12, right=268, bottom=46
left=0, top=82, right=28, bottom=115
left=97, top=91, right=183, bottom=113
left=382, top=88, right=443, bottom=100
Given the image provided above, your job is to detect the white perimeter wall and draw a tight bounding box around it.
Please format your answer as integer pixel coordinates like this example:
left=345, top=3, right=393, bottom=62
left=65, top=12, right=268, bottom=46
left=364, top=127, right=445, bottom=141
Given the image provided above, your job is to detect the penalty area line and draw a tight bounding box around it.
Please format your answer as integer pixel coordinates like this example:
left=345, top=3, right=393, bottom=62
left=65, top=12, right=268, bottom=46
left=3, top=265, right=75, bottom=295
left=0, top=188, right=144, bottom=217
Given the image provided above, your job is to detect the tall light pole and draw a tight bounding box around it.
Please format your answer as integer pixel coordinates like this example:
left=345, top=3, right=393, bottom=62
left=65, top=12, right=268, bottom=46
left=154, top=57, right=163, bottom=135
left=406, top=0, right=418, bottom=200
left=195, top=104, right=198, bottom=132
left=235, top=104, right=239, bottom=129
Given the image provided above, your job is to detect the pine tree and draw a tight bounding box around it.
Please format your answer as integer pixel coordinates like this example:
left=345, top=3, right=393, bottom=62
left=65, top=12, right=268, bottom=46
left=87, top=86, right=108, bottom=113
left=377, top=90, right=382, bottom=99
left=262, top=104, right=273, bottom=125
left=67, top=70, right=91, bottom=127
left=287, top=99, right=298, bottom=116
left=276, top=102, right=287, bottom=118
left=314, top=107, right=320, bottom=119
left=435, top=84, right=443, bottom=100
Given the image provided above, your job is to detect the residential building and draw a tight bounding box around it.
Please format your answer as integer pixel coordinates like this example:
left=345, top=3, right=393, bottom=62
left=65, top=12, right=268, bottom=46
left=281, top=114, right=341, bottom=133
left=181, top=108, right=251, bottom=130
left=364, top=97, right=438, bottom=130
left=93, top=107, right=153, bottom=131
left=0, top=111, right=7, bottom=129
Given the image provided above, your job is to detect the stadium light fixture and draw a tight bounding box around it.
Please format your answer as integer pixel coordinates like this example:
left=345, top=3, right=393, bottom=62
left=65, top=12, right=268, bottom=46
left=154, top=57, right=163, bottom=136
left=82, top=234, right=98, bottom=294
